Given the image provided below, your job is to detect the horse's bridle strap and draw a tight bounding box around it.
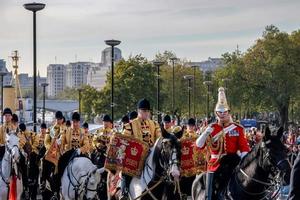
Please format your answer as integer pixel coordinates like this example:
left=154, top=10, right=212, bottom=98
left=133, top=177, right=164, bottom=200
left=239, top=168, right=273, bottom=186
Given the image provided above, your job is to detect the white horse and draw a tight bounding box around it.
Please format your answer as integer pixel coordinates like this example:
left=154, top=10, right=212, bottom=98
left=0, top=133, right=22, bottom=200
left=61, top=156, right=105, bottom=200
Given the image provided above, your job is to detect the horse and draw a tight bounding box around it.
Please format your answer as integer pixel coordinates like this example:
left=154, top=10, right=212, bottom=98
left=192, top=127, right=291, bottom=200
left=114, top=127, right=181, bottom=200
left=61, top=155, right=105, bottom=200
left=0, top=133, right=22, bottom=200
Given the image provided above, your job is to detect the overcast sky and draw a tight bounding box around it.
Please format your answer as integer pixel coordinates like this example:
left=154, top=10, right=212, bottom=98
left=1, top=0, right=299, bottom=76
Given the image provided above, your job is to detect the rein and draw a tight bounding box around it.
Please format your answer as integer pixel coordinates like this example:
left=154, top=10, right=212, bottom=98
left=1, top=144, right=19, bottom=200
left=66, top=158, right=99, bottom=200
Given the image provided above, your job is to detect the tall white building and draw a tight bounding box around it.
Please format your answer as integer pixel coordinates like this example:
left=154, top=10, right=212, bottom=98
left=65, top=62, right=93, bottom=88
left=101, top=47, right=122, bottom=68
left=87, top=65, right=110, bottom=90
left=47, top=64, right=65, bottom=97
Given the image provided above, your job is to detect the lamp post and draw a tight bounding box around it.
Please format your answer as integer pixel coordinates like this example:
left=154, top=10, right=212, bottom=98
left=191, top=65, right=198, bottom=118
left=40, top=83, right=48, bottom=123
left=203, top=71, right=213, bottom=119
left=184, top=75, right=193, bottom=118
left=24, top=2, right=45, bottom=132
left=0, top=71, right=7, bottom=124
left=170, top=57, right=177, bottom=114
left=78, top=88, right=82, bottom=115
left=153, top=60, right=164, bottom=123
left=105, top=39, right=121, bottom=122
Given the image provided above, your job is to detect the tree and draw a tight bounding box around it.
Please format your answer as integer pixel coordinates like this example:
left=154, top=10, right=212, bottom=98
left=215, top=25, right=300, bottom=129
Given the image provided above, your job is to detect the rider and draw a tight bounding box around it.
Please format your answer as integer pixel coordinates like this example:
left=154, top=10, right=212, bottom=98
left=41, top=111, right=66, bottom=196
left=0, top=108, right=20, bottom=161
left=162, top=114, right=173, bottom=133
left=92, top=114, right=114, bottom=150
left=196, top=87, right=250, bottom=200
left=18, top=123, right=39, bottom=199
left=51, top=112, right=89, bottom=199
left=183, top=118, right=197, bottom=138
left=119, top=98, right=162, bottom=200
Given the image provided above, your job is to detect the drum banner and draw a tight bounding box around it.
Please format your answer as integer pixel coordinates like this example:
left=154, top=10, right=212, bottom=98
left=105, top=134, right=149, bottom=177
left=180, top=137, right=206, bottom=177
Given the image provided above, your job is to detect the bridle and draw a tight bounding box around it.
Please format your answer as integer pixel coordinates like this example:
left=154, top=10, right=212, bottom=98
left=66, top=159, right=100, bottom=200
left=233, top=141, right=287, bottom=199
left=0, top=143, right=19, bottom=200
left=139, top=138, right=180, bottom=200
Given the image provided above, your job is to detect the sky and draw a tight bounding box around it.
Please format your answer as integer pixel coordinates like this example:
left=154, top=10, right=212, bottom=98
left=0, top=0, right=300, bottom=76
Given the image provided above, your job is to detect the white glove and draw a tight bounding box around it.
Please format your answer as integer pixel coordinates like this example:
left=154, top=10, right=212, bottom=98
left=76, top=148, right=81, bottom=155
left=203, top=126, right=214, bottom=136
left=196, top=125, right=213, bottom=148
left=170, top=165, right=180, bottom=180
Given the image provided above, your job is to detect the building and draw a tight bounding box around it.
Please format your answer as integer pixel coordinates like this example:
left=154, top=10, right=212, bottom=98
left=0, top=59, right=12, bottom=86
left=47, top=64, right=65, bottom=97
left=86, top=47, right=122, bottom=90
left=101, top=47, right=122, bottom=68
left=87, top=65, right=109, bottom=90
left=65, top=62, right=94, bottom=88
left=188, top=57, right=224, bottom=72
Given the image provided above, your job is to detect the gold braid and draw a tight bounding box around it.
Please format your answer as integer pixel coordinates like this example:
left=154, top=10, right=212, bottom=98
left=206, top=126, right=225, bottom=167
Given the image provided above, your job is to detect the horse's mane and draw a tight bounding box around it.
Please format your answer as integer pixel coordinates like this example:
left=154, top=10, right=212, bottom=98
left=239, top=143, right=261, bottom=170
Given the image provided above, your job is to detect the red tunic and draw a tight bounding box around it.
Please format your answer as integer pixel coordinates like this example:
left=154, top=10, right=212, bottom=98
left=203, top=122, right=250, bottom=172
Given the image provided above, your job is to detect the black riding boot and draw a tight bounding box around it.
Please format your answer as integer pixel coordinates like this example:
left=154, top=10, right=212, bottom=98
left=205, top=172, right=214, bottom=200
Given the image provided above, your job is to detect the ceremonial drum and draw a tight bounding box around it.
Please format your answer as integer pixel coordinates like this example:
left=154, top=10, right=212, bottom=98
left=180, top=137, right=206, bottom=177
left=105, top=134, right=149, bottom=177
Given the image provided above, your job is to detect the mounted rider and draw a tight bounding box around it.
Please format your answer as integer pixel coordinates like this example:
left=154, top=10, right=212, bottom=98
left=183, top=118, right=197, bottom=139
left=0, top=108, right=26, bottom=161
left=119, top=98, right=162, bottom=200
left=18, top=123, right=39, bottom=199
left=92, top=114, right=114, bottom=151
left=162, top=114, right=173, bottom=134
left=41, top=111, right=66, bottom=196
left=51, top=111, right=89, bottom=199
left=196, top=87, right=250, bottom=200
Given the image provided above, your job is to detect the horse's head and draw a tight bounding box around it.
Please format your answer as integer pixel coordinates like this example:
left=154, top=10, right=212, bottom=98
left=5, top=133, right=20, bottom=162
left=260, top=127, right=291, bottom=185
left=154, top=126, right=181, bottom=181
left=84, top=167, right=105, bottom=200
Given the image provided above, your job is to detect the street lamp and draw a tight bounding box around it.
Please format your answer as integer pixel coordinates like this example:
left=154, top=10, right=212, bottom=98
left=105, top=39, right=121, bottom=122
left=153, top=60, right=164, bottom=123
left=24, top=2, right=45, bottom=132
left=184, top=75, right=193, bottom=118
left=0, top=71, right=7, bottom=124
left=40, top=83, right=48, bottom=123
left=78, top=88, right=83, bottom=115
left=191, top=65, right=198, bottom=118
left=170, top=57, right=177, bottom=114
left=203, top=71, right=213, bottom=119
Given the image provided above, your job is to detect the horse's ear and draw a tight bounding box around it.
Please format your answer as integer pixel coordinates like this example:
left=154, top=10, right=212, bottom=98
left=264, top=127, right=271, bottom=141
left=160, top=124, right=169, bottom=138
left=276, top=127, right=284, bottom=139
